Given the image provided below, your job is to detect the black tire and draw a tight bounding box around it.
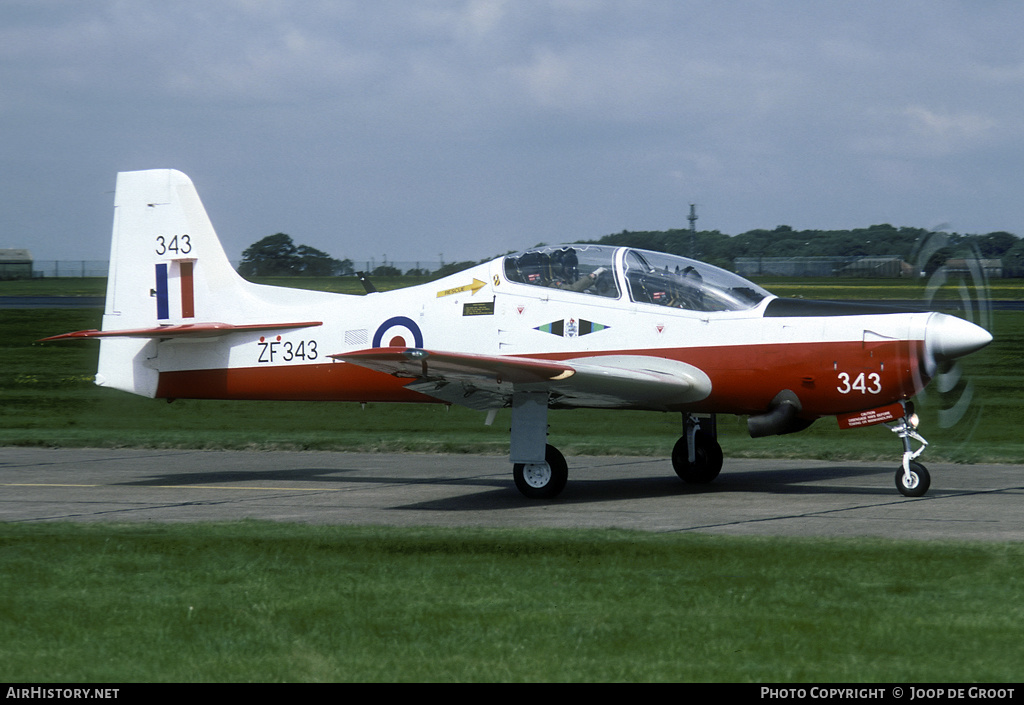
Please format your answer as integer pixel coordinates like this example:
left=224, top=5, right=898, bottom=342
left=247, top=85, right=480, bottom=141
left=672, top=431, right=724, bottom=484
left=895, top=461, right=930, bottom=497
left=513, top=444, right=568, bottom=499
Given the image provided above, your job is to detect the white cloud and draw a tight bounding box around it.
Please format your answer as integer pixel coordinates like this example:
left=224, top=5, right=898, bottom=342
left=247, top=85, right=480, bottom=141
left=4, top=1, right=1024, bottom=262
left=903, top=107, right=998, bottom=152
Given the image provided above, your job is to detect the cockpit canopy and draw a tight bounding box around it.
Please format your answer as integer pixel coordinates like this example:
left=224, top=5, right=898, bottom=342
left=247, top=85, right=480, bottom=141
left=503, top=244, right=769, bottom=312
left=504, top=245, right=620, bottom=298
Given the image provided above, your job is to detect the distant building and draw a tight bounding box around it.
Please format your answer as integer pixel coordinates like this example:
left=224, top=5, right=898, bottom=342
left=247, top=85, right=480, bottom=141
left=837, top=257, right=916, bottom=278
left=945, top=259, right=1003, bottom=279
left=735, top=256, right=915, bottom=278
left=0, top=249, right=33, bottom=280
left=734, top=257, right=834, bottom=277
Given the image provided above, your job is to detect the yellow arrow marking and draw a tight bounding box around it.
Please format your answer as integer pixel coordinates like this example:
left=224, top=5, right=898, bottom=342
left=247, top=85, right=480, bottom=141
left=436, top=278, right=486, bottom=298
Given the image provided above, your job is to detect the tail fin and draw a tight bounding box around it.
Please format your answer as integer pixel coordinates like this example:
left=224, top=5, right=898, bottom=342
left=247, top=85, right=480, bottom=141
left=50, top=170, right=327, bottom=398
left=104, top=169, right=241, bottom=328
left=95, top=170, right=255, bottom=396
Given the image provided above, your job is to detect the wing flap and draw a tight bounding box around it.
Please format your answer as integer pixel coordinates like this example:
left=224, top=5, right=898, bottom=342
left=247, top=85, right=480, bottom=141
left=39, top=321, right=322, bottom=341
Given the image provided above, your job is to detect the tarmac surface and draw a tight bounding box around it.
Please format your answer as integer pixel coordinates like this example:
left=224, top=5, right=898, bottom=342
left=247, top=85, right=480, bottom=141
left=2, top=447, right=1021, bottom=541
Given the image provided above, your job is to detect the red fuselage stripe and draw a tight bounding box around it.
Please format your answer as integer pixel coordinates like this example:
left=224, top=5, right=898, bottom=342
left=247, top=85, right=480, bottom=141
left=154, top=339, right=929, bottom=416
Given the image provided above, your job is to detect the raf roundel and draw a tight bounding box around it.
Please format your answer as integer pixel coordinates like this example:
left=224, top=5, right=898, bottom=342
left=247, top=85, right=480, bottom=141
left=372, top=316, right=424, bottom=349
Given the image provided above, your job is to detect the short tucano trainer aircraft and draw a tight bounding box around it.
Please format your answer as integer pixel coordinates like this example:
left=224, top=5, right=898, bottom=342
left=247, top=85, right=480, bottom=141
left=43, top=170, right=993, bottom=498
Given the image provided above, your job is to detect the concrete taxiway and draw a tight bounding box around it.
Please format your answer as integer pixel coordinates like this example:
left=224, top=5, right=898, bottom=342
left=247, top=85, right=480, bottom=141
left=1, top=447, right=1021, bottom=541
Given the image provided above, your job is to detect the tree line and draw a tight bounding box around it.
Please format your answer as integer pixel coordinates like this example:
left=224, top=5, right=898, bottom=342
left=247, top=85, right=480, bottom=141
left=587, top=224, right=1024, bottom=275
left=240, top=225, right=1024, bottom=279
left=238, top=233, right=355, bottom=277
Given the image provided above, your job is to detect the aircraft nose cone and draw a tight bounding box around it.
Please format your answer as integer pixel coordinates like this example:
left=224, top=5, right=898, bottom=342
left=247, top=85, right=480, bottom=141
left=925, top=313, right=992, bottom=364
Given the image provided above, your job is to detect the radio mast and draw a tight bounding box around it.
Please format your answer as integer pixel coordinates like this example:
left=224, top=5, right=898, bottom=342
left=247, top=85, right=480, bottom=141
left=688, top=204, right=698, bottom=258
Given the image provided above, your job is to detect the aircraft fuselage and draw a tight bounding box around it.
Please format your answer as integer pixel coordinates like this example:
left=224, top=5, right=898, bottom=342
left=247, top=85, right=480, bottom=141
left=147, top=249, right=943, bottom=426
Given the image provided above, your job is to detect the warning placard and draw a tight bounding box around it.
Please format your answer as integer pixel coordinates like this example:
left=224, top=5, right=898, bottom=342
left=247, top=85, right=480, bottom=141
left=837, top=403, right=905, bottom=429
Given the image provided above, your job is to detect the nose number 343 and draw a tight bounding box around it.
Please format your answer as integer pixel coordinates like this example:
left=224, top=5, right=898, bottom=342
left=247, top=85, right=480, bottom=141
left=836, top=371, right=882, bottom=395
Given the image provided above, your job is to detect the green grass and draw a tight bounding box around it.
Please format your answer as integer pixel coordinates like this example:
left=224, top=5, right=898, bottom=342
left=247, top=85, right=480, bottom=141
left=753, top=276, right=1024, bottom=301
left=0, top=522, right=1021, bottom=682
left=0, top=278, right=108, bottom=297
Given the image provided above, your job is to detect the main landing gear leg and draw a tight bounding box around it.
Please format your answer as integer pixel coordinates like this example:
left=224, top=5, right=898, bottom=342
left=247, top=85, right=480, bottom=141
left=509, top=391, right=567, bottom=499
left=888, top=403, right=931, bottom=497
left=672, top=413, right=723, bottom=484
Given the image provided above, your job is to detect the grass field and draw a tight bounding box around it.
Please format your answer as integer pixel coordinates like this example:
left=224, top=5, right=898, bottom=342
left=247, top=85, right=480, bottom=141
left=1, top=522, right=1022, bottom=682
left=2, top=276, right=1021, bottom=683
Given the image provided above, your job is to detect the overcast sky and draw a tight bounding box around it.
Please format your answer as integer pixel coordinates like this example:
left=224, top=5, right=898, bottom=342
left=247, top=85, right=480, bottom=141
left=4, top=1, right=1024, bottom=266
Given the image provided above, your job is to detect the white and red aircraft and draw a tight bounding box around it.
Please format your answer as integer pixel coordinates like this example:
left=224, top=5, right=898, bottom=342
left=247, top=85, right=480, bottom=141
left=44, top=169, right=992, bottom=499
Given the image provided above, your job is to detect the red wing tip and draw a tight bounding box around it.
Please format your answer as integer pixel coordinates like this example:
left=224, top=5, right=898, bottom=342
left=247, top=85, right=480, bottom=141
left=37, top=330, right=102, bottom=342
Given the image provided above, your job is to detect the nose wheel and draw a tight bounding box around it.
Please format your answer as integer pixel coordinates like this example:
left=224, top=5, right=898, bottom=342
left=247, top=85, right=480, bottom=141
left=895, top=460, right=931, bottom=497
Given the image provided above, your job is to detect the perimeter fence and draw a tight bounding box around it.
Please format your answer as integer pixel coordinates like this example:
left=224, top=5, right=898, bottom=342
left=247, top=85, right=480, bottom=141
left=29, top=260, right=446, bottom=278
left=31, top=261, right=110, bottom=278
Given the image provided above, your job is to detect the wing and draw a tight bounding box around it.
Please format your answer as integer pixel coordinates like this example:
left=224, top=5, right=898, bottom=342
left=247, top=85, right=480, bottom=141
left=333, top=348, right=712, bottom=411
left=39, top=321, right=322, bottom=341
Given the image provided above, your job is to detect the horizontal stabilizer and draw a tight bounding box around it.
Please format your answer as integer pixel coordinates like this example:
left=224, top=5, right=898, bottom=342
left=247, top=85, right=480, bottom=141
left=39, top=321, right=322, bottom=341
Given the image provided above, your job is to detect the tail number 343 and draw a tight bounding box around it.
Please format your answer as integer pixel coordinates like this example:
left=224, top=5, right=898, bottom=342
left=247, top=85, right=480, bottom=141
left=837, top=371, right=882, bottom=395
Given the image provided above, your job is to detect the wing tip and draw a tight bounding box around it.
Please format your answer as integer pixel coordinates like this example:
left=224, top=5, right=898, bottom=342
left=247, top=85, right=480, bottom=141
left=36, top=329, right=103, bottom=342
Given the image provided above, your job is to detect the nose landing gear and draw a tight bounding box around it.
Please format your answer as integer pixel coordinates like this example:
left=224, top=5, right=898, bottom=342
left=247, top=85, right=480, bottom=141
left=888, top=404, right=931, bottom=497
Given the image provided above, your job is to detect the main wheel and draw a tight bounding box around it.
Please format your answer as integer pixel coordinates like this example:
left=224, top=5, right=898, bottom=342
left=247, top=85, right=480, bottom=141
left=513, top=444, right=568, bottom=499
left=672, top=431, right=724, bottom=484
left=895, top=461, right=930, bottom=497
